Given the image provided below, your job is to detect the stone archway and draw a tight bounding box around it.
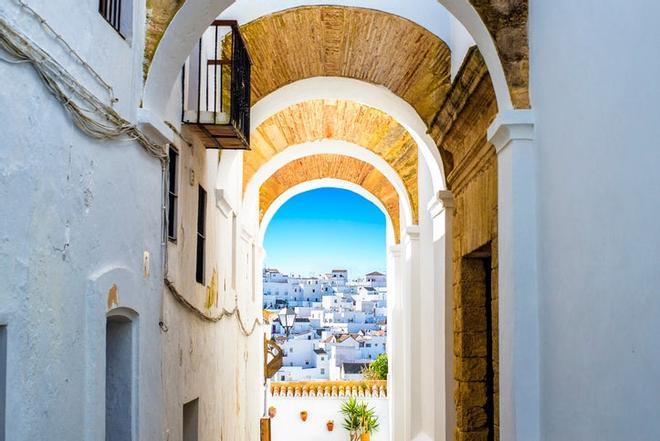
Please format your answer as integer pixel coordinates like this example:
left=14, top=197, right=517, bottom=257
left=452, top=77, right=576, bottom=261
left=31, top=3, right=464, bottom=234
left=259, top=154, right=402, bottom=242
left=142, top=1, right=527, bottom=115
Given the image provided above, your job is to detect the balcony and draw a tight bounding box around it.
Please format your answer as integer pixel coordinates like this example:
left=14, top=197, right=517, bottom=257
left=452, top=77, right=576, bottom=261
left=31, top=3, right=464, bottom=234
left=182, top=20, right=251, bottom=150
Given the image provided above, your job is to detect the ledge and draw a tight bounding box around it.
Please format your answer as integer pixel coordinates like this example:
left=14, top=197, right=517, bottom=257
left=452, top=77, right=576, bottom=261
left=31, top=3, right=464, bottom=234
left=270, top=380, right=387, bottom=398
left=487, top=109, right=535, bottom=154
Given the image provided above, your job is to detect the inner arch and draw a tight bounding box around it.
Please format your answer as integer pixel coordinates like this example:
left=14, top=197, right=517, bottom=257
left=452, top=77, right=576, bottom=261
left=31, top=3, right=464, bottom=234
left=259, top=155, right=402, bottom=242
left=247, top=99, right=419, bottom=220
left=242, top=140, right=414, bottom=229
left=251, top=76, right=449, bottom=193
left=259, top=179, right=396, bottom=247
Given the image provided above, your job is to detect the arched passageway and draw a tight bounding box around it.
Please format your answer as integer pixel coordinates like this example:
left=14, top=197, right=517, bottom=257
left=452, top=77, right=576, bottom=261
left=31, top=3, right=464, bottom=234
left=141, top=2, right=537, bottom=441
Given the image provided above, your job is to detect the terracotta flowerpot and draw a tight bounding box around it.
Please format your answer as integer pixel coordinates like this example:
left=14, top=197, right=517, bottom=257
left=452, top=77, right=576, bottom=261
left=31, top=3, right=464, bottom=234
left=300, top=410, right=308, bottom=422
left=326, top=421, right=334, bottom=432
left=360, top=434, right=371, bottom=441
left=268, top=406, right=277, bottom=418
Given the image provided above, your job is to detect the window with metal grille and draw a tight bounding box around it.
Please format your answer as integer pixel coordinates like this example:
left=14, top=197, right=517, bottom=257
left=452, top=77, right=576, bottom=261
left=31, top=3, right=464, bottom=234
left=167, top=147, right=178, bottom=241
left=195, top=186, right=206, bottom=284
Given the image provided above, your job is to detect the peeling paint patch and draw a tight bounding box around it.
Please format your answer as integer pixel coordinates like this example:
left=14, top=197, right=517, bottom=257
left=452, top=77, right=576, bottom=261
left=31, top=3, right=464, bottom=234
left=143, top=251, right=150, bottom=278
left=107, top=283, right=118, bottom=309
left=204, top=269, right=218, bottom=310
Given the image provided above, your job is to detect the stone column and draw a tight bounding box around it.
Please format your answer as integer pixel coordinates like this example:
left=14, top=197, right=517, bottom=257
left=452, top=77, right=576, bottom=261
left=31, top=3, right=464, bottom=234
left=427, top=191, right=455, bottom=441
left=402, top=226, right=419, bottom=441
left=488, top=110, right=539, bottom=441
left=387, top=244, right=404, bottom=441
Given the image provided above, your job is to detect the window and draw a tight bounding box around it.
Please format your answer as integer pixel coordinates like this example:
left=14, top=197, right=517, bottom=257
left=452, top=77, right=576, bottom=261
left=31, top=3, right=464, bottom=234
left=320, top=368, right=325, bottom=375
left=280, top=375, right=285, bottom=381
left=0, top=325, right=5, bottom=441
left=167, top=147, right=178, bottom=241
left=183, top=398, right=199, bottom=441
left=98, top=0, right=132, bottom=39
left=305, top=361, right=309, bottom=365
left=195, top=186, right=206, bottom=284
left=106, top=315, right=135, bottom=441
left=321, top=357, right=324, bottom=361
left=289, top=348, right=293, bottom=353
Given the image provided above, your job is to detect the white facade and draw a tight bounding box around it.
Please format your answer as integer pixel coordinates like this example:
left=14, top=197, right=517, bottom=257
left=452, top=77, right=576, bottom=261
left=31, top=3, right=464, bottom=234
left=268, top=270, right=388, bottom=381
left=268, top=393, right=389, bottom=441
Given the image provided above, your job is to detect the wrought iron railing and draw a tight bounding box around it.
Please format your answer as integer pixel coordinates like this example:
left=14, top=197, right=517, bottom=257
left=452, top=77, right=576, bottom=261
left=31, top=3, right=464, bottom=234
left=99, top=0, right=122, bottom=35
left=182, top=20, right=251, bottom=149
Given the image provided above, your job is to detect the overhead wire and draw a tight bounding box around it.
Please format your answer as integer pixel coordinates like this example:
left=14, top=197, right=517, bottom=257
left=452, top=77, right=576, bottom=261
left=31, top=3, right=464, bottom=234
left=0, top=10, right=263, bottom=336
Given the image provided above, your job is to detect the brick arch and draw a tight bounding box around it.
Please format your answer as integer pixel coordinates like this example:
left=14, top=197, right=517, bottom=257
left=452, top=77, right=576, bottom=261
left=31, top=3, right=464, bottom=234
left=233, top=6, right=451, bottom=124
left=144, top=1, right=528, bottom=112
left=259, top=154, right=401, bottom=242
left=247, top=99, right=418, bottom=222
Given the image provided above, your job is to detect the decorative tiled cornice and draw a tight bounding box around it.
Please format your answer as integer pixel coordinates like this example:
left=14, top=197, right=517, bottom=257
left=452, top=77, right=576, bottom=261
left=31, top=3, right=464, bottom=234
left=270, top=381, right=387, bottom=398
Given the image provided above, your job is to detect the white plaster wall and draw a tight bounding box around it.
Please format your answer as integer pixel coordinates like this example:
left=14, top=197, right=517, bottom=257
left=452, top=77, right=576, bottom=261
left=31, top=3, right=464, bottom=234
left=1, top=0, right=145, bottom=120
left=449, top=15, right=475, bottom=79
left=0, top=3, right=265, bottom=440
left=0, top=11, right=163, bottom=440
left=268, top=396, right=389, bottom=441
left=162, top=135, right=262, bottom=441
left=529, top=1, right=660, bottom=439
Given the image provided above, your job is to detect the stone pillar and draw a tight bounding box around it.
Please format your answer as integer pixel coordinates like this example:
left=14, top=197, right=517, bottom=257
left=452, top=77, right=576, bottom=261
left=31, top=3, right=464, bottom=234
left=402, top=226, right=419, bottom=441
left=387, top=244, right=404, bottom=441
left=488, top=110, right=539, bottom=441
left=428, top=191, right=455, bottom=441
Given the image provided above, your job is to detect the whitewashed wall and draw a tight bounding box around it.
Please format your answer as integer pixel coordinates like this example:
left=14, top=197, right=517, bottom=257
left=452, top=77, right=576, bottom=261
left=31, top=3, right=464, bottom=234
left=0, top=1, right=265, bottom=439
left=530, top=0, right=660, bottom=439
left=269, top=396, right=389, bottom=441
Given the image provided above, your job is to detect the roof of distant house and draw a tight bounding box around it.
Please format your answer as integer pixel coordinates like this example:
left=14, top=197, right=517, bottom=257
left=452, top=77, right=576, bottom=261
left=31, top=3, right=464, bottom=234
left=366, top=271, right=385, bottom=276
left=264, top=268, right=280, bottom=273
left=313, top=348, right=327, bottom=354
left=332, top=269, right=347, bottom=272
left=361, top=286, right=377, bottom=292
left=342, top=362, right=370, bottom=374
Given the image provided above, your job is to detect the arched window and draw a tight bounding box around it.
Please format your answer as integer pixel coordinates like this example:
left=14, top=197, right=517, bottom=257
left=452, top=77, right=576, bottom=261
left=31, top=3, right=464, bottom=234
left=106, top=313, right=136, bottom=441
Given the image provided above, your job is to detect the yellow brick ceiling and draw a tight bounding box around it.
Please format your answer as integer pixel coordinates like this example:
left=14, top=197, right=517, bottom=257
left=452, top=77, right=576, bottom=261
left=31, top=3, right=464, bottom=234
left=247, top=99, right=418, bottom=221
left=145, top=3, right=529, bottom=108
left=240, top=6, right=452, bottom=123
left=260, top=154, right=401, bottom=242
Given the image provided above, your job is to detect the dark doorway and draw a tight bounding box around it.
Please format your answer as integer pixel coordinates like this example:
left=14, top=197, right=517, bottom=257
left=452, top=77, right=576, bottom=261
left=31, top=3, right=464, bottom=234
left=106, top=315, right=134, bottom=441
left=183, top=398, right=199, bottom=441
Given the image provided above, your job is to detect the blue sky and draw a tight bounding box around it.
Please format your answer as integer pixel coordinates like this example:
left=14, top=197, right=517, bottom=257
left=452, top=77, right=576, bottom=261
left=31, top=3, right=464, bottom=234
left=263, top=188, right=387, bottom=278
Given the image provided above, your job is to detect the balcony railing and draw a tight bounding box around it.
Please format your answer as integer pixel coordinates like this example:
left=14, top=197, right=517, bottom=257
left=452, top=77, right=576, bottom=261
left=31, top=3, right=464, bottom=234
left=182, top=20, right=251, bottom=150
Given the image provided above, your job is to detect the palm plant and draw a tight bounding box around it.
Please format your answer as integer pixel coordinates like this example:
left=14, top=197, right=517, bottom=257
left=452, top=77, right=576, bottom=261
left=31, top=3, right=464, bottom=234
left=340, top=397, right=380, bottom=441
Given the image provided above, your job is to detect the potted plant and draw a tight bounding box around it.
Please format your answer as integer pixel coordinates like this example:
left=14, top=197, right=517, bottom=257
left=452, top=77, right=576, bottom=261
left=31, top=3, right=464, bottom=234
left=327, top=420, right=335, bottom=431
left=300, top=410, right=308, bottom=422
left=340, top=397, right=380, bottom=441
left=268, top=406, right=277, bottom=418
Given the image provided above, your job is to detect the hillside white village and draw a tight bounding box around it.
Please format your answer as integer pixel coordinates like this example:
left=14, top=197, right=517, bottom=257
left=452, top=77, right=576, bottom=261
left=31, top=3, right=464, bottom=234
left=264, top=269, right=388, bottom=381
